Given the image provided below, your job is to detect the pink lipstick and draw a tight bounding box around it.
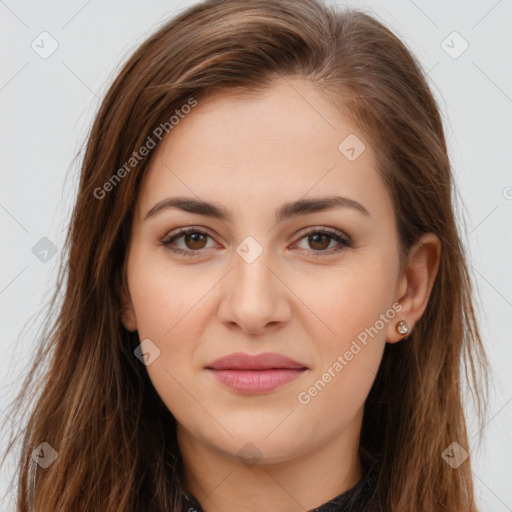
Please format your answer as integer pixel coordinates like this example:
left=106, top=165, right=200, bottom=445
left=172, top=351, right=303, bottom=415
left=205, top=352, right=308, bottom=394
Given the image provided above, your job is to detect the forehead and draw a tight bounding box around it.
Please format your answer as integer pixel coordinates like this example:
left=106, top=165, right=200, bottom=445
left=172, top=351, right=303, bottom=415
left=136, top=78, right=391, bottom=221
left=164, top=79, right=354, bottom=161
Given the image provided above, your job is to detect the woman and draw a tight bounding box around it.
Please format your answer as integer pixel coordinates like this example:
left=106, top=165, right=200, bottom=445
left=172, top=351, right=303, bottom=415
left=1, top=0, right=490, bottom=510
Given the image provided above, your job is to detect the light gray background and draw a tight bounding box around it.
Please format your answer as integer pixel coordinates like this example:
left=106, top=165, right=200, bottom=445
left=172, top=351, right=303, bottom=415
left=1, top=0, right=511, bottom=510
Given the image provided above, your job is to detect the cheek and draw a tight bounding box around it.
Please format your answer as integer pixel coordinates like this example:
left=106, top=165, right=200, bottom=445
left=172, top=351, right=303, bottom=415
left=130, top=270, right=206, bottom=363
left=128, top=248, right=211, bottom=341
left=293, top=253, right=395, bottom=348
left=292, top=256, right=394, bottom=420
left=126, top=249, right=214, bottom=423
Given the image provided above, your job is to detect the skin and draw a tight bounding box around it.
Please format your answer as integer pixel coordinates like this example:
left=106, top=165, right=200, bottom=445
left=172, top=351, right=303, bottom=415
left=121, top=77, right=441, bottom=512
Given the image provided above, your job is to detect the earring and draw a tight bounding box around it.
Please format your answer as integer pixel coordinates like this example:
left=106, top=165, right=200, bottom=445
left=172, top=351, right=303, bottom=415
left=395, top=320, right=409, bottom=337
left=119, top=304, right=129, bottom=315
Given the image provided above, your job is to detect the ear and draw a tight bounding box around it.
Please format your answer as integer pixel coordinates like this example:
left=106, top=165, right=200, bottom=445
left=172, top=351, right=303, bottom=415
left=386, top=233, right=441, bottom=343
left=119, top=283, right=138, bottom=332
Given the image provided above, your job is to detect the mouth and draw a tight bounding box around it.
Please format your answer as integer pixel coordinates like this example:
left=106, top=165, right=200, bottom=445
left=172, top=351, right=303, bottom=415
left=205, top=352, right=308, bottom=394
left=206, top=368, right=307, bottom=394
left=205, top=351, right=307, bottom=371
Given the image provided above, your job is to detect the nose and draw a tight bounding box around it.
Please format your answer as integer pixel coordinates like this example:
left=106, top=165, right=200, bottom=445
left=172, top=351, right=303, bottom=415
left=217, top=246, right=291, bottom=336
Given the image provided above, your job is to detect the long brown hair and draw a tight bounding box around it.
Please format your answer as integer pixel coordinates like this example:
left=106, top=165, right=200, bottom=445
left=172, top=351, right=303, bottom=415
left=1, top=0, right=490, bottom=510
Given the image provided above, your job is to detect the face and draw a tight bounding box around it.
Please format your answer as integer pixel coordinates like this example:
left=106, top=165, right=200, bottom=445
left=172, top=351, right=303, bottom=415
left=122, top=78, right=406, bottom=466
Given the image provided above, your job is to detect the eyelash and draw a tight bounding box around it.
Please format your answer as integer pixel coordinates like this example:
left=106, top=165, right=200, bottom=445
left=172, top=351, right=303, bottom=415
left=161, top=226, right=352, bottom=258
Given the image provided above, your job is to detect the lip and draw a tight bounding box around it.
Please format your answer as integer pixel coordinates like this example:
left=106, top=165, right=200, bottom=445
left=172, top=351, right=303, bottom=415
left=206, top=351, right=307, bottom=371
left=205, top=352, right=308, bottom=394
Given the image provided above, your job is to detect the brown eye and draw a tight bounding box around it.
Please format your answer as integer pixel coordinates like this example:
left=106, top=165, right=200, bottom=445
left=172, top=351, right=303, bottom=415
left=184, top=232, right=208, bottom=250
left=295, top=228, right=352, bottom=255
left=161, top=228, right=214, bottom=257
left=307, top=233, right=331, bottom=251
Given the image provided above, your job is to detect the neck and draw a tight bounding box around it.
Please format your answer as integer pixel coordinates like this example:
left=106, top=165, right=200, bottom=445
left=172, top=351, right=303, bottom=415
left=177, top=413, right=364, bottom=512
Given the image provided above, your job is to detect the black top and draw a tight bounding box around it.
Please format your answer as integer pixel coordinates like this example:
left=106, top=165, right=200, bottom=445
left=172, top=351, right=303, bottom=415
left=180, top=449, right=380, bottom=512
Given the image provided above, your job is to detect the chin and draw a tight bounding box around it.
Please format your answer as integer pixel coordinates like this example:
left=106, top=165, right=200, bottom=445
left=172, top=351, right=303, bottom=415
left=206, top=429, right=305, bottom=465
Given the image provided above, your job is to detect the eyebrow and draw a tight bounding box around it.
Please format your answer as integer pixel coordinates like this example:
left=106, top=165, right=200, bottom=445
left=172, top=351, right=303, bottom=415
left=144, top=194, right=370, bottom=222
